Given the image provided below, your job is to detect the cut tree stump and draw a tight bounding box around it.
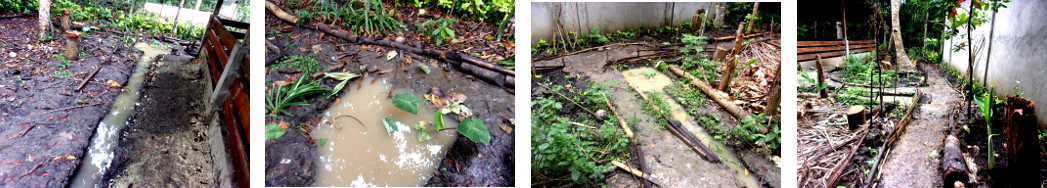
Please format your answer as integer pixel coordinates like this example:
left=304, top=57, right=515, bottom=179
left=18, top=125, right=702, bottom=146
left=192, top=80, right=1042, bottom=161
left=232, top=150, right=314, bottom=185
left=1004, top=95, right=1039, bottom=186
left=713, top=46, right=729, bottom=61
left=847, top=105, right=866, bottom=130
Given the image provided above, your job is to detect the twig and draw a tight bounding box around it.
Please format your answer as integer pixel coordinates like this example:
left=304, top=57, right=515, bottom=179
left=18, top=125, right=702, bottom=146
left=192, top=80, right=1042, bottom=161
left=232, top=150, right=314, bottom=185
left=20, top=159, right=45, bottom=177
left=76, top=65, right=103, bottom=91
left=10, top=124, right=37, bottom=139
left=601, top=94, right=634, bottom=138
left=611, top=161, right=665, bottom=187
left=43, top=103, right=101, bottom=114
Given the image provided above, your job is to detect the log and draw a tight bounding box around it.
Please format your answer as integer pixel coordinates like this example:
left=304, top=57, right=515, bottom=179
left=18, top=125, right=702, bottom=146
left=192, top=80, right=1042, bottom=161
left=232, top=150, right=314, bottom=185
left=667, top=65, right=754, bottom=129
left=718, top=22, right=747, bottom=91
left=943, top=135, right=971, bottom=187
left=611, top=161, right=665, bottom=187
left=846, top=106, right=866, bottom=130
left=816, top=55, right=827, bottom=98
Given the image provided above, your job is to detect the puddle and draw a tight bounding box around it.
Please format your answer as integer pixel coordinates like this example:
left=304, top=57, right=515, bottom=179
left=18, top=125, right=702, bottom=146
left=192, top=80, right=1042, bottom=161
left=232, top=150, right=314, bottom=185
left=622, top=67, right=761, bottom=188
left=70, top=43, right=169, bottom=188
left=311, top=79, right=459, bottom=187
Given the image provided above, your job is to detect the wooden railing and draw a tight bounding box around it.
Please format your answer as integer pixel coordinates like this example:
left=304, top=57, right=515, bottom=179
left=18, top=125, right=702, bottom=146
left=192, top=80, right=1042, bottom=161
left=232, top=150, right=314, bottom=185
left=202, top=15, right=249, bottom=188
left=797, top=40, right=875, bottom=61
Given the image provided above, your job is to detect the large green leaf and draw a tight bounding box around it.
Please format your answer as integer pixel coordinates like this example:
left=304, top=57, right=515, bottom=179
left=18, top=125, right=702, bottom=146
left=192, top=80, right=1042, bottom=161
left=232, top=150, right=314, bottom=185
left=265, top=124, right=286, bottom=141
left=457, top=117, right=490, bottom=145
left=392, top=93, right=424, bottom=115
left=382, top=117, right=398, bottom=136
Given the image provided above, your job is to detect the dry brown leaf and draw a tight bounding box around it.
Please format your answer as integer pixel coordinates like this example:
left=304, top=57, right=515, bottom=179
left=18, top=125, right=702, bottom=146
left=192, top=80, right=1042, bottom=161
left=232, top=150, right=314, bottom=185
left=278, top=121, right=290, bottom=130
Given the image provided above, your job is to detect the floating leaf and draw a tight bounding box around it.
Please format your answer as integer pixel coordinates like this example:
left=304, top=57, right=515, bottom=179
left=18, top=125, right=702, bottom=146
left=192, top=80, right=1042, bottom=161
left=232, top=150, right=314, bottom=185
left=265, top=124, right=286, bottom=141
left=318, top=138, right=328, bottom=148
left=418, top=131, right=432, bottom=141
left=382, top=117, right=398, bottom=136
left=434, top=112, right=445, bottom=130
left=458, top=117, right=490, bottom=145
left=392, top=93, right=424, bottom=115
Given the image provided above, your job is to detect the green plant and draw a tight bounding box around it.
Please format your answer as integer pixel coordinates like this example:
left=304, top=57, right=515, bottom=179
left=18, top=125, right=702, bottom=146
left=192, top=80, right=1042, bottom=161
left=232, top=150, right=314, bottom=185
left=457, top=117, right=491, bottom=144
left=272, top=55, right=324, bottom=75
left=974, top=84, right=996, bottom=169
left=679, top=34, right=717, bottom=80
left=0, top=0, right=37, bottom=14
left=423, top=18, right=457, bottom=46
left=734, top=114, right=780, bottom=151
left=381, top=117, right=398, bottom=136
left=266, top=75, right=332, bottom=117
left=581, top=27, right=608, bottom=45
left=532, top=81, right=629, bottom=185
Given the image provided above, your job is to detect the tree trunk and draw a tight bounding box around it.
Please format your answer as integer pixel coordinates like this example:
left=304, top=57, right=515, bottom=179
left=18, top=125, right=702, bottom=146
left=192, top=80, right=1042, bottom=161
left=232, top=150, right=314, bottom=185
left=172, top=0, right=186, bottom=35
left=764, top=63, right=781, bottom=117
left=196, top=0, right=203, bottom=10
left=922, top=10, right=929, bottom=51
left=745, top=2, right=760, bottom=33
left=38, top=0, right=51, bottom=39
left=890, top=0, right=913, bottom=70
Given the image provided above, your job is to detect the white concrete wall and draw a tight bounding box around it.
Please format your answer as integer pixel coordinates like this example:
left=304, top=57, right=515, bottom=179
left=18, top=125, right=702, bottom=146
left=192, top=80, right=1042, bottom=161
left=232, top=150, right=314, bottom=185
left=530, top=2, right=722, bottom=44
left=141, top=2, right=247, bottom=27
left=942, top=0, right=1047, bottom=128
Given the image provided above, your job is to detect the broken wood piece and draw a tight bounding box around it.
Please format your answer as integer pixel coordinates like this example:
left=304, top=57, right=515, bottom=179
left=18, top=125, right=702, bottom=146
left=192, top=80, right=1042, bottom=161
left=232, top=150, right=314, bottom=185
left=719, top=22, right=747, bottom=92
left=76, top=65, right=103, bottom=91
left=667, top=65, right=755, bottom=129
left=602, top=94, right=634, bottom=139
left=943, top=135, right=971, bottom=187
left=712, top=32, right=768, bottom=41
left=611, top=160, right=664, bottom=187
left=816, top=55, right=828, bottom=98
left=828, top=127, right=868, bottom=187
left=1003, top=95, right=1039, bottom=185
left=846, top=106, right=866, bottom=130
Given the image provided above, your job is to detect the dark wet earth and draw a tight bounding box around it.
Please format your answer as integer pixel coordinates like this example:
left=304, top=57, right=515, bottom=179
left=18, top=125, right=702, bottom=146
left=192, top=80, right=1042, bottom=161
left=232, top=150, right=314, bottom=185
left=101, top=53, right=215, bottom=187
left=0, top=17, right=140, bottom=187
left=264, top=14, right=515, bottom=187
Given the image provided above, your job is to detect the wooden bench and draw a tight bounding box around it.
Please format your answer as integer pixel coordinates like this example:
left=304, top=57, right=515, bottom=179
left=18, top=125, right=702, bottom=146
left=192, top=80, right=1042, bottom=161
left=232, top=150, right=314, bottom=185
left=797, top=40, right=874, bottom=61
left=201, top=15, right=249, bottom=188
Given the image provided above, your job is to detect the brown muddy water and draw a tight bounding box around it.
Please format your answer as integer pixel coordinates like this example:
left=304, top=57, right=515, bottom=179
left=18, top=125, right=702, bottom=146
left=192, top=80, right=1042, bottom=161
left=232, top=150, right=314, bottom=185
left=69, top=43, right=169, bottom=188
left=311, top=78, right=458, bottom=186
left=622, top=67, right=761, bottom=188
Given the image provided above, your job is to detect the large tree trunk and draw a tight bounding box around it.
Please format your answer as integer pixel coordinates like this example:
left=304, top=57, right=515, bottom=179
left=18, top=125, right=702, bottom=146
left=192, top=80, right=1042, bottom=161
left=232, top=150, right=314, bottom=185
left=745, top=2, right=760, bottom=33
left=196, top=0, right=203, bottom=10
left=890, top=0, right=914, bottom=70
left=922, top=10, right=929, bottom=51
left=38, top=0, right=51, bottom=39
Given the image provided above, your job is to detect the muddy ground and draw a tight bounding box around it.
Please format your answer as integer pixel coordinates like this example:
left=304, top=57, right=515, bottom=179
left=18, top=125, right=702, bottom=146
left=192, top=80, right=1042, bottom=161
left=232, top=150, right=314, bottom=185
left=264, top=12, right=515, bottom=187
left=533, top=28, right=781, bottom=187
left=0, top=16, right=142, bottom=187
left=100, top=50, right=217, bottom=187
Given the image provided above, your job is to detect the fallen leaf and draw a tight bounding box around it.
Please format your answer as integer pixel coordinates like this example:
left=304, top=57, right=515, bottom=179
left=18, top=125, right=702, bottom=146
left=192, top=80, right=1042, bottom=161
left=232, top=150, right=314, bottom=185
left=27, top=154, right=33, bottom=162
left=290, top=34, right=301, bottom=39
left=140, top=148, right=147, bottom=153
left=108, top=80, right=121, bottom=87
left=273, top=81, right=292, bottom=86
left=279, top=121, right=290, bottom=129
left=499, top=124, right=513, bottom=134
left=386, top=50, right=399, bottom=60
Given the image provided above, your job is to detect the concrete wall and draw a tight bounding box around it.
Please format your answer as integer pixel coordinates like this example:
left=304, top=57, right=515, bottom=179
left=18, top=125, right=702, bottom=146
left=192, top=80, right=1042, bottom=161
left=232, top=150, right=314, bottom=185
left=942, top=0, right=1047, bottom=128
left=530, top=2, right=722, bottom=44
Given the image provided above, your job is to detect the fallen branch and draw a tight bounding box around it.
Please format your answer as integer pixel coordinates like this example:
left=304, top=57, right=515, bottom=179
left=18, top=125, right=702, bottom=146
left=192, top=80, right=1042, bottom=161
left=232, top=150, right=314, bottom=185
left=827, top=127, right=869, bottom=186
left=19, top=160, right=45, bottom=177
left=10, top=124, right=36, bottom=139
left=863, top=90, right=921, bottom=187
left=76, top=65, right=103, bottom=91
left=602, top=94, right=634, bottom=139
left=611, top=160, right=665, bottom=187
left=43, top=103, right=101, bottom=114
left=712, top=32, right=768, bottom=41
left=534, top=42, right=647, bottom=61
left=667, top=65, right=755, bottom=130
left=537, top=83, right=598, bottom=118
